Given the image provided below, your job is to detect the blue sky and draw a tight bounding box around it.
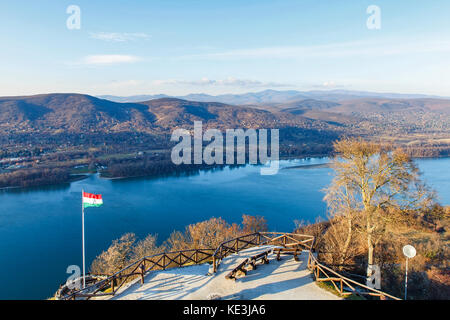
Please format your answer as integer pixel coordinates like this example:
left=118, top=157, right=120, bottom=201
left=1, top=0, right=449, bottom=96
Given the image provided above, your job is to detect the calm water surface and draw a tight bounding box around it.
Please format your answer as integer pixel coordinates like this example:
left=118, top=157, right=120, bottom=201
left=0, top=157, right=448, bottom=299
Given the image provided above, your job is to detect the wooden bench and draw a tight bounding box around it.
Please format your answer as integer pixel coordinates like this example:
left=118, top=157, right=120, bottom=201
left=274, top=248, right=302, bottom=261
left=225, top=249, right=272, bottom=280
left=225, top=258, right=249, bottom=280
left=248, top=250, right=270, bottom=270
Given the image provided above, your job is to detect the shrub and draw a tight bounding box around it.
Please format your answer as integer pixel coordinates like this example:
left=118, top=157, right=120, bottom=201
left=242, top=215, right=268, bottom=234
left=90, top=233, right=136, bottom=275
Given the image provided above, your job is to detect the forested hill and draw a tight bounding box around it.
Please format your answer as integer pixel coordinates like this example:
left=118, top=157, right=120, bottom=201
left=0, top=92, right=449, bottom=188
left=0, top=94, right=323, bottom=134
left=1, top=93, right=449, bottom=136
left=1, top=93, right=449, bottom=158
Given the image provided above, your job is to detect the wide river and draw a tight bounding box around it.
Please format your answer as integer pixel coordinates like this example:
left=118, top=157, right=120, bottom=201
left=0, top=157, right=448, bottom=299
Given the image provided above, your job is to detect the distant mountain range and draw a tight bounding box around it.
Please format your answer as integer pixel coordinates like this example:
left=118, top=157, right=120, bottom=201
left=0, top=92, right=449, bottom=175
left=98, top=89, right=448, bottom=105
left=1, top=92, right=448, bottom=141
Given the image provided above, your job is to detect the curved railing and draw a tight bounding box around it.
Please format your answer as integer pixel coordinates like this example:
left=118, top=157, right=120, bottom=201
left=307, top=252, right=401, bottom=300
left=211, top=232, right=314, bottom=272
left=59, top=231, right=400, bottom=300
left=61, top=248, right=214, bottom=300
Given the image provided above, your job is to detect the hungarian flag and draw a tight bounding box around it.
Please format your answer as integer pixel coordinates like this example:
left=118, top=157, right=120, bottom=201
left=82, top=191, right=103, bottom=208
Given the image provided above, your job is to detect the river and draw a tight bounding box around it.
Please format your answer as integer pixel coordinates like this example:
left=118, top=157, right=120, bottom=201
left=0, top=157, right=448, bottom=299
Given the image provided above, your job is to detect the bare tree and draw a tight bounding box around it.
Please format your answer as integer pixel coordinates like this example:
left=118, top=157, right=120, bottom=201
left=324, top=177, right=359, bottom=266
left=165, top=230, right=191, bottom=251
left=242, top=214, right=268, bottom=233
left=90, top=233, right=136, bottom=275
left=319, top=216, right=364, bottom=268
left=132, top=234, right=165, bottom=261
left=164, top=217, right=242, bottom=251
left=325, top=138, right=434, bottom=280
left=188, top=217, right=239, bottom=249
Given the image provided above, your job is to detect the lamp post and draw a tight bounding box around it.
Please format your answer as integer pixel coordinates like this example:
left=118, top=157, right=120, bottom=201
left=402, top=245, right=416, bottom=300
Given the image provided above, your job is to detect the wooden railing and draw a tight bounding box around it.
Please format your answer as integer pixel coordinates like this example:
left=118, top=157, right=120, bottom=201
left=211, top=232, right=314, bottom=272
left=60, top=231, right=400, bottom=300
left=211, top=232, right=400, bottom=300
left=61, top=248, right=214, bottom=300
left=307, top=252, right=400, bottom=300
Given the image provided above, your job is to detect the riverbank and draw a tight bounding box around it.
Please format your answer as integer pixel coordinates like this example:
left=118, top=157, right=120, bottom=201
left=283, top=163, right=330, bottom=170
left=0, top=173, right=88, bottom=192
left=1, top=153, right=449, bottom=192
left=0, top=153, right=328, bottom=191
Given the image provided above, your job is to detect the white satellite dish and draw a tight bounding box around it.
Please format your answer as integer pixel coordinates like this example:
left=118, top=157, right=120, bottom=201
left=403, top=245, right=416, bottom=259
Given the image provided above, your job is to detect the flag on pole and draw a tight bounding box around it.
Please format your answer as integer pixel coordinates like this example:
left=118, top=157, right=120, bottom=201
left=81, top=190, right=102, bottom=289
left=82, top=191, right=103, bottom=208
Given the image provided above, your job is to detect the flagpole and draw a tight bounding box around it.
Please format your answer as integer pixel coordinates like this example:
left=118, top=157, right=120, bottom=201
left=82, top=189, right=86, bottom=289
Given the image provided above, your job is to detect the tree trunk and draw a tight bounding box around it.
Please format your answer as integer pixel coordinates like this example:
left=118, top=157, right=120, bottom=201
left=339, top=217, right=352, bottom=267
left=367, top=231, right=374, bottom=276
left=366, top=209, right=375, bottom=278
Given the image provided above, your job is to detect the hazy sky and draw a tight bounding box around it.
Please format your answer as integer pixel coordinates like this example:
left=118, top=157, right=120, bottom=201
left=1, top=0, right=449, bottom=96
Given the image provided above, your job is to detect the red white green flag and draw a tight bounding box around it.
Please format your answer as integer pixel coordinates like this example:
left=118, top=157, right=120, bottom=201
left=82, top=191, right=103, bottom=208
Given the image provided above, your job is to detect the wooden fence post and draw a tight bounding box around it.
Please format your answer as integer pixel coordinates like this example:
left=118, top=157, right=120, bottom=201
left=111, top=276, right=115, bottom=293
left=140, top=263, right=145, bottom=285
left=60, top=233, right=401, bottom=301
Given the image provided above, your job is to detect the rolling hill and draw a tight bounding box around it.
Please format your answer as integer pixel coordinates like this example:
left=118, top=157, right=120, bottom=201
left=0, top=94, right=322, bottom=135
left=0, top=94, right=155, bottom=133
left=99, top=89, right=448, bottom=105
left=1, top=93, right=449, bottom=138
left=0, top=92, right=449, bottom=188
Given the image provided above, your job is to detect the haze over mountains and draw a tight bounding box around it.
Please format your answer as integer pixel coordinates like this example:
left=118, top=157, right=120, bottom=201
left=99, top=89, right=448, bottom=105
